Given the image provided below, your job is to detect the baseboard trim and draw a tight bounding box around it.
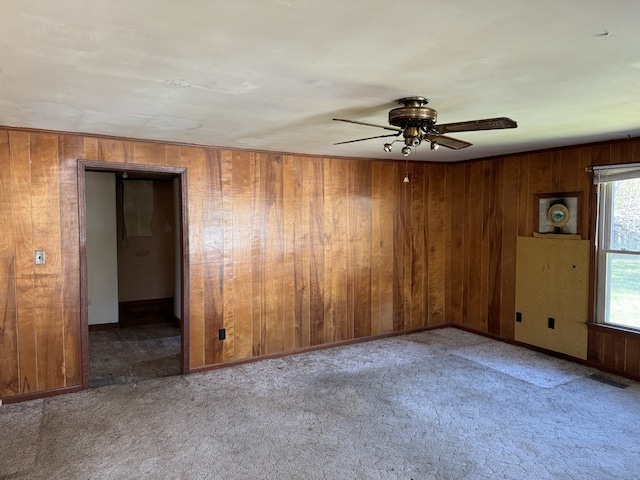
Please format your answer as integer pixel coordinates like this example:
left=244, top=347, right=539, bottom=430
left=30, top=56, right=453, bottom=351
left=2, top=324, right=450, bottom=403
left=1, top=385, right=84, bottom=405
left=451, top=324, right=640, bottom=382
left=10, top=322, right=633, bottom=404
left=189, top=323, right=450, bottom=374
left=88, top=322, right=120, bottom=332
left=119, top=297, right=178, bottom=327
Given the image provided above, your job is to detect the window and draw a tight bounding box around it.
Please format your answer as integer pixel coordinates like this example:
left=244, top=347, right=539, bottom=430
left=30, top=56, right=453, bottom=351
left=594, top=163, right=640, bottom=330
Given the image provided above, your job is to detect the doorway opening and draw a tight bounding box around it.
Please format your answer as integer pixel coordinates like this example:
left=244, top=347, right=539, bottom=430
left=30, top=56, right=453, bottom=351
left=78, top=161, right=189, bottom=388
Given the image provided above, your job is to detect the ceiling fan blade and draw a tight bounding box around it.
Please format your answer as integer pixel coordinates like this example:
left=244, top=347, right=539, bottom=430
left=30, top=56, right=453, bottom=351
left=427, top=134, right=473, bottom=150
left=434, top=117, right=517, bottom=134
left=333, top=118, right=403, bottom=132
left=334, top=132, right=401, bottom=145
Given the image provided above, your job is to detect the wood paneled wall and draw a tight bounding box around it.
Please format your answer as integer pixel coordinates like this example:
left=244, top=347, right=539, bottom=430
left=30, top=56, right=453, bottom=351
left=0, top=129, right=450, bottom=399
left=2, top=126, right=640, bottom=400
left=450, top=138, right=640, bottom=378
left=447, top=147, right=595, bottom=337
left=171, top=152, right=451, bottom=367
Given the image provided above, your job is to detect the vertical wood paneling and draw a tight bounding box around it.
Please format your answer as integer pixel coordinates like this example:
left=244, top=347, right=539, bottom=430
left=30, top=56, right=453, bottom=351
left=293, top=157, right=311, bottom=348
left=344, top=163, right=355, bottom=339
left=603, top=332, right=618, bottom=369
left=352, top=160, right=372, bottom=338
left=58, top=135, right=84, bottom=386
left=249, top=154, right=262, bottom=356
left=479, top=161, right=492, bottom=330
left=587, top=327, right=605, bottom=364
left=329, top=159, right=348, bottom=342
left=10, top=132, right=38, bottom=394
left=309, top=158, right=325, bottom=345
left=182, top=147, right=206, bottom=368
left=282, top=156, right=296, bottom=351
left=444, top=165, right=453, bottom=330
left=134, top=142, right=166, bottom=166
left=261, top=154, right=285, bottom=354
left=465, top=142, right=640, bottom=376
left=203, top=149, right=224, bottom=365
left=249, top=152, right=262, bottom=357
left=448, top=163, right=465, bottom=325
left=0, top=131, right=19, bottom=396
left=499, top=157, right=520, bottom=340
left=579, top=147, right=595, bottom=242
left=526, top=152, right=554, bottom=236
left=557, top=148, right=582, bottom=192
left=590, top=143, right=611, bottom=167
left=166, top=145, right=181, bottom=168
left=227, top=151, right=254, bottom=360
left=370, top=162, right=381, bottom=335
left=409, top=163, right=426, bottom=329
left=516, top=155, right=530, bottom=237
left=632, top=138, right=640, bottom=162
left=378, top=162, right=395, bottom=334
left=487, top=159, right=503, bottom=335
left=393, top=163, right=406, bottom=331
left=402, top=164, right=412, bottom=332
left=221, top=151, right=236, bottom=361
left=5, top=125, right=640, bottom=400
left=461, top=164, right=471, bottom=327
left=612, top=336, right=626, bottom=371
left=527, top=152, right=554, bottom=193
left=551, top=150, right=563, bottom=191
left=30, top=133, right=65, bottom=391
left=610, top=141, right=633, bottom=166
left=422, top=163, right=431, bottom=329
left=427, top=164, right=446, bottom=326
left=626, top=337, right=640, bottom=377
left=98, top=139, right=127, bottom=163
left=83, top=137, right=98, bottom=159
left=466, top=162, right=484, bottom=329
left=323, top=160, right=336, bottom=341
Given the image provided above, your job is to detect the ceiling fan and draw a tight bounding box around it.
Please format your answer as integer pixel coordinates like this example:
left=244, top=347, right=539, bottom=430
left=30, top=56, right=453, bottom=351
left=333, top=97, right=517, bottom=156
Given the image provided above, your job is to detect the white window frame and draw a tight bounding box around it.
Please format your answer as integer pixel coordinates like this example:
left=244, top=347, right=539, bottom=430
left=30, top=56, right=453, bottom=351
left=593, top=163, right=640, bottom=329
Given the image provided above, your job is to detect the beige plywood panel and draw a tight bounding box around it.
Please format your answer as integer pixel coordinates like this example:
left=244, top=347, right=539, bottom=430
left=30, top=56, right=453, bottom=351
left=515, top=237, right=588, bottom=359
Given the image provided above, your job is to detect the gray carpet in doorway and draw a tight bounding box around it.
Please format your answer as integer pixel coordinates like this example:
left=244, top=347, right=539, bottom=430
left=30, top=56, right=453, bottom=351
left=2, top=328, right=639, bottom=479
left=89, top=322, right=181, bottom=387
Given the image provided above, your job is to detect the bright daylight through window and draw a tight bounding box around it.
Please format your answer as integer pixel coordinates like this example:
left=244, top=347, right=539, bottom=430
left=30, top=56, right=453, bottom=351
left=595, top=163, right=640, bottom=330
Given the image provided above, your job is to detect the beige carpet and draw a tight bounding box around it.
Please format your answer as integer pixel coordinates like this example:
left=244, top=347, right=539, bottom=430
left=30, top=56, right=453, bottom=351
left=2, top=328, right=639, bottom=479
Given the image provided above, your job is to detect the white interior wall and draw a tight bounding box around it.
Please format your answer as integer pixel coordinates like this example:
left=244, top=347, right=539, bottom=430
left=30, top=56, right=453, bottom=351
left=86, top=171, right=119, bottom=325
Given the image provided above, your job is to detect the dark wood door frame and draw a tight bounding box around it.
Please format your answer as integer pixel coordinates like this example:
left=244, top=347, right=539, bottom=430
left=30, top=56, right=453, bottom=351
left=77, top=160, right=190, bottom=388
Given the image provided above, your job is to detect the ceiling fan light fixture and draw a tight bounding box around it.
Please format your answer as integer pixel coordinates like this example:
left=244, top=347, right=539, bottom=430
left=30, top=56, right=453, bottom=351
left=333, top=96, right=517, bottom=155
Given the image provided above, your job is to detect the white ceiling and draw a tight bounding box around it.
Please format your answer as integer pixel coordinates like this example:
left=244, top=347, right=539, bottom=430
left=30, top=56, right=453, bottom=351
left=2, top=1, right=640, bottom=162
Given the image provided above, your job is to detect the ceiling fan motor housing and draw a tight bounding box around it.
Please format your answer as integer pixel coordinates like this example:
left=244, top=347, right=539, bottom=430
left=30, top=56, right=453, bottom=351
left=388, top=97, right=438, bottom=130
left=389, top=98, right=437, bottom=146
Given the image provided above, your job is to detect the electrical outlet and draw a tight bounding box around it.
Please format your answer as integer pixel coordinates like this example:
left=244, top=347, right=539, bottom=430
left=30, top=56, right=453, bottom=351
left=548, top=317, right=555, bottom=329
left=516, top=312, right=522, bottom=323
left=34, top=250, right=45, bottom=265
left=219, top=328, right=226, bottom=340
